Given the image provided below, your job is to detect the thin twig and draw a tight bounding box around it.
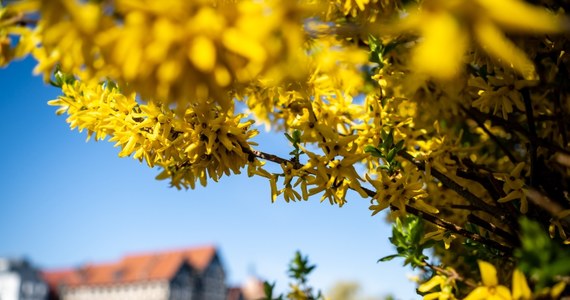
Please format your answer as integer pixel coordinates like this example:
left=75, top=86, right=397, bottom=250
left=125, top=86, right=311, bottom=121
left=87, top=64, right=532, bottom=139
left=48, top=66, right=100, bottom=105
left=248, top=149, right=303, bottom=169
left=522, top=89, right=538, bottom=187
left=467, top=214, right=518, bottom=245
left=422, top=261, right=477, bottom=288
left=450, top=204, right=480, bottom=211
left=466, top=108, right=570, bottom=155
left=403, top=205, right=513, bottom=254
left=247, top=148, right=514, bottom=254
left=462, top=106, right=518, bottom=163
left=399, top=152, right=510, bottom=224
left=554, top=58, right=569, bottom=146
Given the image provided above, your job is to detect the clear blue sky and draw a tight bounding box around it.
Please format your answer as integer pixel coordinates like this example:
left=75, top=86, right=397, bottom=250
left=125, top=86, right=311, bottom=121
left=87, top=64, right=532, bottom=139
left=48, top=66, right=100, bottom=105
left=0, top=57, right=419, bottom=299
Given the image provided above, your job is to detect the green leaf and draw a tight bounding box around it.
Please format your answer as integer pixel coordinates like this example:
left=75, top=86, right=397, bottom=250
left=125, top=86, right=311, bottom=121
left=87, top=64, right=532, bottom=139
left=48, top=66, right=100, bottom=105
left=383, top=40, right=399, bottom=55
left=364, top=145, right=383, bottom=158
left=368, top=34, right=380, bottom=53
left=385, top=129, right=394, bottom=148
left=394, top=139, right=405, bottom=152
left=292, top=129, right=301, bottom=143
left=381, top=130, right=388, bottom=142
left=386, top=148, right=397, bottom=163
left=285, top=133, right=295, bottom=144
left=378, top=254, right=400, bottom=262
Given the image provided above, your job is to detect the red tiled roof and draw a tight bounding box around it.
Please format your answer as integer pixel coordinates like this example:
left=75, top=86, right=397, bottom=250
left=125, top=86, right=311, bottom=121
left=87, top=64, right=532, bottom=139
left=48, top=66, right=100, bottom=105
left=42, top=245, right=217, bottom=288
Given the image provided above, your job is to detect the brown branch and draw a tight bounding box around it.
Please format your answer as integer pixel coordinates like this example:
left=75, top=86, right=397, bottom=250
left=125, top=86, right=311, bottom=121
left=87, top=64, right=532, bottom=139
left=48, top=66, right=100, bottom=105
left=526, top=189, right=568, bottom=218
left=404, top=205, right=512, bottom=254
left=450, top=204, right=480, bottom=211
left=522, top=89, right=538, bottom=187
left=467, top=214, right=518, bottom=246
left=399, top=151, right=511, bottom=224
left=422, top=261, right=477, bottom=288
left=462, top=106, right=518, bottom=164
left=246, top=148, right=513, bottom=254
left=248, top=149, right=302, bottom=169
left=466, top=108, right=570, bottom=155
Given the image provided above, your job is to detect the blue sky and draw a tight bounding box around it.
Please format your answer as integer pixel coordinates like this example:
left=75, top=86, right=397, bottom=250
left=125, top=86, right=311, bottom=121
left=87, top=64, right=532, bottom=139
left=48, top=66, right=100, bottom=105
left=0, top=57, right=419, bottom=299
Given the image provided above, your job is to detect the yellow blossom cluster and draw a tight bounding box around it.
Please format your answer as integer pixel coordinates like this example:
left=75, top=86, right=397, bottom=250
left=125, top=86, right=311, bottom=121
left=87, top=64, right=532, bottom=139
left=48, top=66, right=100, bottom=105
left=0, top=3, right=35, bottom=66
left=48, top=80, right=259, bottom=189
left=12, top=0, right=309, bottom=109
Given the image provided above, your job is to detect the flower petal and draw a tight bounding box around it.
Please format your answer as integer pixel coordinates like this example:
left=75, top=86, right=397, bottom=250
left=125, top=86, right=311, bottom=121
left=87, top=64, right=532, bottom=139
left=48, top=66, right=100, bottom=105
left=477, top=260, right=498, bottom=287
left=512, top=269, right=531, bottom=300
left=474, top=20, right=537, bottom=80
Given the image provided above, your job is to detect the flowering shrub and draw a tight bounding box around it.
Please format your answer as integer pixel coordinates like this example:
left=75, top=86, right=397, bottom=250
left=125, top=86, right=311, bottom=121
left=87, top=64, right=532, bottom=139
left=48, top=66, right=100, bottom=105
left=2, top=0, right=570, bottom=298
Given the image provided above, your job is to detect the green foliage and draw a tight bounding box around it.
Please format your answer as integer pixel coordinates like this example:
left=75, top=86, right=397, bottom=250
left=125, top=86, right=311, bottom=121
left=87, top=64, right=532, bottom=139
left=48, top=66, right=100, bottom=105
left=263, top=282, right=284, bottom=300
left=263, top=251, right=323, bottom=300
left=285, top=130, right=303, bottom=163
left=462, top=223, right=503, bottom=262
left=515, top=218, right=570, bottom=290
left=379, top=215, right=431, bottom=269
left=49, top=66, right=76, bottom=88
left=364, top=129, right=404, bottom=175
left=367, top=34, right=398, bottom=69
left=288, top=251, right=316, bottom=285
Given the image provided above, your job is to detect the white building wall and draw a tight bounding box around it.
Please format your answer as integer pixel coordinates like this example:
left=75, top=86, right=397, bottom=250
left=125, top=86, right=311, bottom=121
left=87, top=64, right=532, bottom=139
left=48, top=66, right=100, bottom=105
left=0, top=273, right=20, bottom=300
left=0, top=258, right=47, bottom=300
left=61, top=281, right=169, bottom=300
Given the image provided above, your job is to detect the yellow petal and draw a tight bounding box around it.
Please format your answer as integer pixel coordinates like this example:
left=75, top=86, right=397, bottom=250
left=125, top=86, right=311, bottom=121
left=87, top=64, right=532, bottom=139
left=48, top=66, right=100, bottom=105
left=474, top=20, right=537, bottom=80
left=269, top=176, right=278, bottom=203
left=189, top=36, right=217, bottom=73
left=550, top=282, right=566, bottom=298
left=477, top=260, right=498, bottom=287
left=498, top=190, right=521, bottom=203
left=418, top=275, right=444, bottom=293
left=412, top=12, right=468, bottom=80
left=512, top=162, right=525, bottom=177
left=477, top=0, right=567, bottom=33
left=464, top=286, right=491, bottom=300
left=412, top=199, right=440, bottom=214
left=494, top=285, right=513, bottom=300
left=512, top=269, right=531, bottom=300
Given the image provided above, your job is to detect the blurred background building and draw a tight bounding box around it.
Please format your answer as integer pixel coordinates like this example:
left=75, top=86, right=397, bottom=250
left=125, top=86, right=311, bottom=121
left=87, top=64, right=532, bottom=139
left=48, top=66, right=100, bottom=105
left=1, top=245, right=264, bottom=300
left=0, top=258, right=48, bottom=300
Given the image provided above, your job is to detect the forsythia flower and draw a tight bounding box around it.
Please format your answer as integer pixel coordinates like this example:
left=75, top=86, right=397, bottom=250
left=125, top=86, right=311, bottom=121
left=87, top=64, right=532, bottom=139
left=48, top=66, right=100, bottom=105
left=49, top=80, right=259, bottom=189
left=465, top=261, right=541, bottom=300
left=366, top=167, right=434, bottom=216
left=388, top=0, right=568, bottom=80
left=418, top=274, right=457, bottom=300
left=422, top=226, right=457, bottom=250
left=496, top=162, right=528, bottom=213
left=0, top=3, right=36, bottom=66
left=549, top=210, right=570, bottom=244
left=464, top=260, right=512, bottom=300
left=469, top=73, right=535, bottom=119
left=17, top=0, right=309, bottom=110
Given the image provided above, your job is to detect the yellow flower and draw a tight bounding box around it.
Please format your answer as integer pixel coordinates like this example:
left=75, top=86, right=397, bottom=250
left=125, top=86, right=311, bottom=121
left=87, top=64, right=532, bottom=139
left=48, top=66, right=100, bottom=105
left=469, top=74, right=534, bottom=119
left=464, top=260, right=511, bottom=300
left=549, top=210, right=570, bottom=244
left=511, top=269, right=531, bottom=300
left=422, top=226, right=456, bottom=250
left=497, top=162, right=528, bottom=213
left=50, top=80, right=258, bottom=190
left=387, top=0, right=568, bottom=80
left=418, top=274, right=456, bottom=300
left=367, top=167, right=430, bottom=216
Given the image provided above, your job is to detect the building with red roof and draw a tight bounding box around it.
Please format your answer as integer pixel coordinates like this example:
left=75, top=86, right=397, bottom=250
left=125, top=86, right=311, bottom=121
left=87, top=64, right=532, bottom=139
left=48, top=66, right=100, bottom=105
left=42, top=245, right=226, bottom=300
